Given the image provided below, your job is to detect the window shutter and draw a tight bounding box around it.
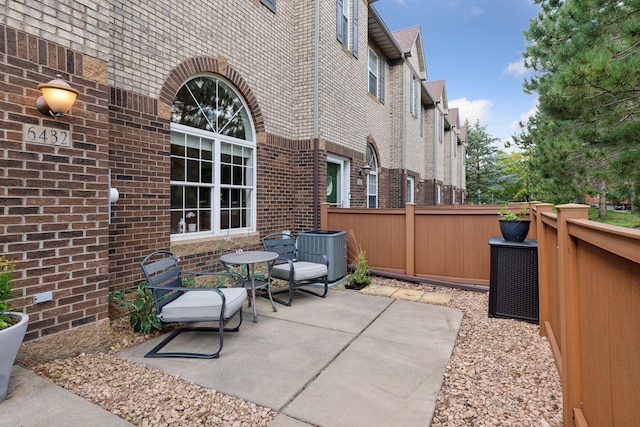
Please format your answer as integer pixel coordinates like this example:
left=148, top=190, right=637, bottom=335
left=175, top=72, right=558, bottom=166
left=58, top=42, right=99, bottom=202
left=352, top=0, right=359, bottom=58
left=410, top=74, right=415, bottom=115
left=379, top=57, right=385, bottom=104
left=260, top=0, right=276, bottom=13
left=336, top=0, right=345, bottom=44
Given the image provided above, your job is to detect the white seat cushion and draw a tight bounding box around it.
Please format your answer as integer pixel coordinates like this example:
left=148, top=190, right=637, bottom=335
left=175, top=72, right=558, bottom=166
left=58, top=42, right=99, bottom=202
left=158, top=287, right=247, bottom=322
left=271, top=261, right=327, bottom=282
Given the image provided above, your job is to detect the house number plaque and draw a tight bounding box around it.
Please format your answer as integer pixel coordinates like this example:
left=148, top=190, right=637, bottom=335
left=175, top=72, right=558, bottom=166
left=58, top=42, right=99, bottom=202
left=24, top=125, right=71, bottom=146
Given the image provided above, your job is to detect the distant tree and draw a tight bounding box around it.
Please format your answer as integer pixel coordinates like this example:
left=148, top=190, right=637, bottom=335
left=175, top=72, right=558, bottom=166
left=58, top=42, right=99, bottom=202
left=465, top=120, right=503, bottom=203
left=495, top=151, right=530, bottom=202
left=516, top=0, right=640, bottom=216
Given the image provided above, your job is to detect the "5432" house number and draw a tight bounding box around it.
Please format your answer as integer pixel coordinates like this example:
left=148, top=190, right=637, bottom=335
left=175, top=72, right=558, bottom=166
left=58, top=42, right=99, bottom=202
left=23, top=125, right=71, bottom=146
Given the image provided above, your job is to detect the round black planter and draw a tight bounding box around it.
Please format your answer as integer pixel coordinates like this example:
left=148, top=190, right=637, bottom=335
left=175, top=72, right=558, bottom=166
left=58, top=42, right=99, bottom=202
left=499, top=220, right=531, bottom=242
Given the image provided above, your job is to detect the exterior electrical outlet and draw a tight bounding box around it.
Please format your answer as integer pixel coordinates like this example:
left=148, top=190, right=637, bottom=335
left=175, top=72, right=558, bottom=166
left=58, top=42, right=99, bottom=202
left=33, top=291, right=53, bottom=304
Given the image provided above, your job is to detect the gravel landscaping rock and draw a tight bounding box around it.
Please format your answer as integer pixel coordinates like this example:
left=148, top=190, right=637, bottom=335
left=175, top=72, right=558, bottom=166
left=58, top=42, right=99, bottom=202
left=30, top=277, right=562, bottom=426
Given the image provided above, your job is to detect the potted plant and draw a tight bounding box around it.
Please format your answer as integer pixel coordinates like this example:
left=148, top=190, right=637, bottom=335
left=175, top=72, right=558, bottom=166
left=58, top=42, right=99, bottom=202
left=186, top=211, right=197, bottom=232
left=498, top=205, right=531, bottom=242
left=345, top=251, right=371, bottom=290
left=0, top=257, right=29, bottom=402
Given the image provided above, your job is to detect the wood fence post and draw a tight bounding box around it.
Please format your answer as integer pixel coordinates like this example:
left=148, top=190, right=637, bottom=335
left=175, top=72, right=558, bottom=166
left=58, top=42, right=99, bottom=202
left=556, top=203, right=590, bottom=427
left=320, top=203, right=329, bottom=230
left=535, top=203, right=554, bottom=337
left=405, top=203, right=415, bottom=276
left=528, top=201, right=541, bottom=238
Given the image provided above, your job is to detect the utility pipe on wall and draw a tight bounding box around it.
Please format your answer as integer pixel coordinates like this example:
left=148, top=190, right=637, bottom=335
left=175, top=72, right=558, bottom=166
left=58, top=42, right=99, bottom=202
left=313, top=0, right=320, bottom=228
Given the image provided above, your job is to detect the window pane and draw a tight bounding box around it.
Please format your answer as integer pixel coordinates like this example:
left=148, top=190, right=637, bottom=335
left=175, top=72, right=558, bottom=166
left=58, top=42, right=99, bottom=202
left=171, top=76, right=252, bottom=141
left=221, top=164, right=231, bottom=185
left=170, top=186, right=183, bottom=209
left=202, top=161, right=213, bottom=183
left=185, top=186, right=198, bottom=209
left=171, top=157, right=185, bottom=181
left=187, top=159, right=199, bottom=182
left=220, top=188, right=230, bottom=209
left=369, top=73, right=377, bottom=96
left=327, top=162, right=340, bottom=206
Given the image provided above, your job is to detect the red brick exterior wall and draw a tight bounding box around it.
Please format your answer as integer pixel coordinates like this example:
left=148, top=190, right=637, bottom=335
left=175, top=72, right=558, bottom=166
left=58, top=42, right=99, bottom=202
left=107, top=87, right=171, bottom=292
left=1, top=25, right=111, bottom=341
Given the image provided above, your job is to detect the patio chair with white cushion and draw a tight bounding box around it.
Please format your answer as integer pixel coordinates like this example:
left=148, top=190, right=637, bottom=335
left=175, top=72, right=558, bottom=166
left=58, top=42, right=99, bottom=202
left=262, top=233, right=329, bottom=306
left=140, top=250, right=247, bottom=359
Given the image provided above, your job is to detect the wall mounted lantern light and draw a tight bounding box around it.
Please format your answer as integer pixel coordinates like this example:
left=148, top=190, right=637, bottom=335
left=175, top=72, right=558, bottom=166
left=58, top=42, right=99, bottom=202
left=359, top=165, right=371, bottom=176
left=36, top=75, right=79, bottom=117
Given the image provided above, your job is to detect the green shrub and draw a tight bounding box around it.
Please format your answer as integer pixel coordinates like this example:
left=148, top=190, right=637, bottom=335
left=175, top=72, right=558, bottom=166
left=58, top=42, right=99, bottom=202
left=0, top=257, right=17, bottom=329
left=347, top=251, right=371, bottom=288
left=109, top=282, right=161, bottom=334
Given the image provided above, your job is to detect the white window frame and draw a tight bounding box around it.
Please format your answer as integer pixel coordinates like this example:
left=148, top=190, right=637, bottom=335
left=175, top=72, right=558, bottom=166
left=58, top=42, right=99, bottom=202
left=170, top=74, right=256, bottom=240
left=366, top=145, right=378, bottom=208
left=327, top=154, right=351, bottom=208
left=406, top=176, right=415, bottom=203
left=368, top=47, right=378, bottom=97
left=436, top=183, right=442, bottom=204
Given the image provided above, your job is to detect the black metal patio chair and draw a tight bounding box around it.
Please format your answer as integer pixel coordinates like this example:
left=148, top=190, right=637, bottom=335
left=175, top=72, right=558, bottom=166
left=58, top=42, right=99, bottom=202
left=262, top=233, right=329, bottom=306
left=140, top=250, right=247, bottom=359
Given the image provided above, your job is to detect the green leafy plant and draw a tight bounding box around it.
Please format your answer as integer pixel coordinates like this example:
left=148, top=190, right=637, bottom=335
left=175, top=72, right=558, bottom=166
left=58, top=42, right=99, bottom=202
left=346, top=251, right=371, bottom=290
left=0, top=257, right=17, bottom=330
left=109, top=282, right=161, bottom=334
left=498, top=205, right=528, bottom=221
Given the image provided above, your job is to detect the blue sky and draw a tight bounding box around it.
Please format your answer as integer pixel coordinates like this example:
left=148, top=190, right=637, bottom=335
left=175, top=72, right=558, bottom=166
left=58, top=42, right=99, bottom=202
left=373, top=0, right=541, bottom=149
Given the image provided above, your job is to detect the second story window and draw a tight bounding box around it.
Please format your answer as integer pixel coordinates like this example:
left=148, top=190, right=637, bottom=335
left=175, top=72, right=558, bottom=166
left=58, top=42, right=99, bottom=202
left=336, top=0, right=359, bottom=57
left=410, top=74, right=416, bottom=115
left=368, top=48, right=386, bottom=103
left=368, top=48, right=378, bottom=97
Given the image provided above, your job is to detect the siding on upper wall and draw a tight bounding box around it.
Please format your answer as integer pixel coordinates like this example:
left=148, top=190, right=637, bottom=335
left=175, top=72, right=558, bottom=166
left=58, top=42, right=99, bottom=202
left=3, top=0, right=111, bottom=59
left=107, top=1, right=312, bottom=140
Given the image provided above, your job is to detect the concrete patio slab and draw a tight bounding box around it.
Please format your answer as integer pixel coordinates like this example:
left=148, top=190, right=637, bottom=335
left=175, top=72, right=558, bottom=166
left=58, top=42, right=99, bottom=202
left=1, top=288, right=463, bottom=427
left=282, top=299, right=463, bottom=426
left=120, top=289, right=463, bottom=426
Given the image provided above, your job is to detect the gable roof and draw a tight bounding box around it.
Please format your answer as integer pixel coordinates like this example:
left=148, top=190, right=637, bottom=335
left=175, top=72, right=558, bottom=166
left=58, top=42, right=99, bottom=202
left=425, top=79, right=445, bottom=100
left=392, top=26, right=426, bottom=78
left=446, top=107, right=460, bottom=130
left=459, top=125, right=467, bottom=145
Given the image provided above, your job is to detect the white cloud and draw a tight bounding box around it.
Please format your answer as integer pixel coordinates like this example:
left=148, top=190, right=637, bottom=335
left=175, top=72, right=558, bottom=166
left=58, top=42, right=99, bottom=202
left=505, top=59, right=527, bottom=77
left=466, top=6, right=484, bottom=18
left=449, top=98, right=492, bottom=125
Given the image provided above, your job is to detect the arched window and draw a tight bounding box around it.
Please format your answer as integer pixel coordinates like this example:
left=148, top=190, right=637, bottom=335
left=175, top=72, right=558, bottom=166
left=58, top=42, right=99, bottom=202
left=170, top=74, right=256, bottom=237
left=366, top=144, right=378, bottom=208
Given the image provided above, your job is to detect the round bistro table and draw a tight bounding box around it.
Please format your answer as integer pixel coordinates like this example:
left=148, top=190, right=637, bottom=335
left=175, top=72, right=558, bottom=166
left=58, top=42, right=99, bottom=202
left=220, top=250, right=278, bottom=322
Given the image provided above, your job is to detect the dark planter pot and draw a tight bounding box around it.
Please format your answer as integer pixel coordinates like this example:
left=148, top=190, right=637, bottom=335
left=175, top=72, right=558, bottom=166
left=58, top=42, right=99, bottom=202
left=345, top=281, right=370, bottom=290
left=499, top=219, right=531, bottom=243
left=0, top=312, right=29, bottom=402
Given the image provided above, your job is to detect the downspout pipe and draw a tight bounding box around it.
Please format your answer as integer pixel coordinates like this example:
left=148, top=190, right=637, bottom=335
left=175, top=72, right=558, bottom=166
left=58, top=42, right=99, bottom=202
left=313, top=0, right=320, bottom=229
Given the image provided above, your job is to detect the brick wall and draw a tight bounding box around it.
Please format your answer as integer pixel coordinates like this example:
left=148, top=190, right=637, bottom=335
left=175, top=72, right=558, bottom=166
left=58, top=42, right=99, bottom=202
left=0, top=25, right=111, bottom=349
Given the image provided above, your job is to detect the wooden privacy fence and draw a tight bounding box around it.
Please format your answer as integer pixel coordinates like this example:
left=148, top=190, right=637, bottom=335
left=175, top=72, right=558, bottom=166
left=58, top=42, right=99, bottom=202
left=321, top=202, right=639, bottom=426
left=320, top=202, right=534, bottom=286
left=533, top=204, right=640, bottom=427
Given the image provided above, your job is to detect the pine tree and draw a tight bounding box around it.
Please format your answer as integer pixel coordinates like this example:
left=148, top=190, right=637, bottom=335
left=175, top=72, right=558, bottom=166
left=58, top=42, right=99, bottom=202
left=465, top=120, right=503, bottom=203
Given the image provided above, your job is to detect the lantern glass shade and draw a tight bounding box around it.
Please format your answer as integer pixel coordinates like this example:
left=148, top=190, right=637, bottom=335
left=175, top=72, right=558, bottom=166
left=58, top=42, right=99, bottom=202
left=36, top=78, right=79, bottom=116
